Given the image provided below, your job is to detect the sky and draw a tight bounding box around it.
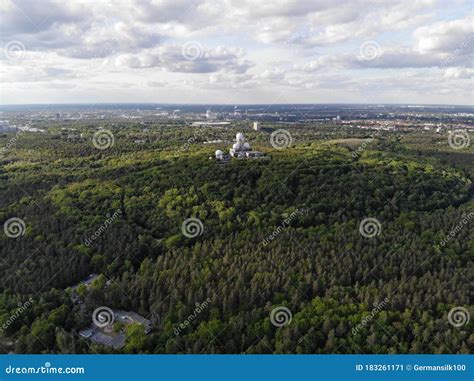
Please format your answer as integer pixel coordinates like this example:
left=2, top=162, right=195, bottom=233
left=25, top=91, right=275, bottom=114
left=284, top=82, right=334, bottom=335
left=0, top=0, right=473, bottom=105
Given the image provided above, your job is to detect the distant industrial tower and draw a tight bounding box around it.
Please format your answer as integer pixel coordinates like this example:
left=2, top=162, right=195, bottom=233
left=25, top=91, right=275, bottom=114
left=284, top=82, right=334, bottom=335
left=253, top=121, right=260, bottom=131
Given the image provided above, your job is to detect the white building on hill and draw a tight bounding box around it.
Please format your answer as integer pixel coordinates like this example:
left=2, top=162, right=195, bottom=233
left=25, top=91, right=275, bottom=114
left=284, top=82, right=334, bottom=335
left=229, top=132, right=264, bottom=159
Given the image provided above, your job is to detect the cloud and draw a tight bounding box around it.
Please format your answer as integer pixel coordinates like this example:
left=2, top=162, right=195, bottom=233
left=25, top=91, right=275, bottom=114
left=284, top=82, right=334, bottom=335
left=115, top=45, right=252, bottom=74
left=0, top=0, right=472, bottom=105
left=443, top=67, right=474, bottom=79
left=0, top=0, right=89, bottom=36
left=147, top=80, right=168, bottom=87
left=248, top=0, right=438, bottom=46
left=414, top=14, right=474, bottom=54
left=298, top=18, right=473, bottom=72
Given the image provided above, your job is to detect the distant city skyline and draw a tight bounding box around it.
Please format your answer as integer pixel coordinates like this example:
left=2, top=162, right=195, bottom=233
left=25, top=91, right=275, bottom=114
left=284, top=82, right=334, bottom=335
left=1, top=0, right=473, bottom=105
left=0, top=102, right=473, bottom=108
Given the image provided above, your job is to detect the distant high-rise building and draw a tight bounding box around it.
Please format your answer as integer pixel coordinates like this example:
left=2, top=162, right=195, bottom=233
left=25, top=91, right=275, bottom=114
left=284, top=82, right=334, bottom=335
left=253, top=121, right=260, bottom=131
left=206, top=109, right=216, bottom=120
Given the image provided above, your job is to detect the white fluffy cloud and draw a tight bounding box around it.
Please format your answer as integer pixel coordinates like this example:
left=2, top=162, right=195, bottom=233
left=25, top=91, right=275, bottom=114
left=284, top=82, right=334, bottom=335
left=115, top=45, right=252, bottom=73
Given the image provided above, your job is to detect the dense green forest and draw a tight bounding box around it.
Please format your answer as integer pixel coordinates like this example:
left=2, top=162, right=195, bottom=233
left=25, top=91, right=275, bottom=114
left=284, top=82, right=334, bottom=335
left=0, top=123, right=472, bottom=354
